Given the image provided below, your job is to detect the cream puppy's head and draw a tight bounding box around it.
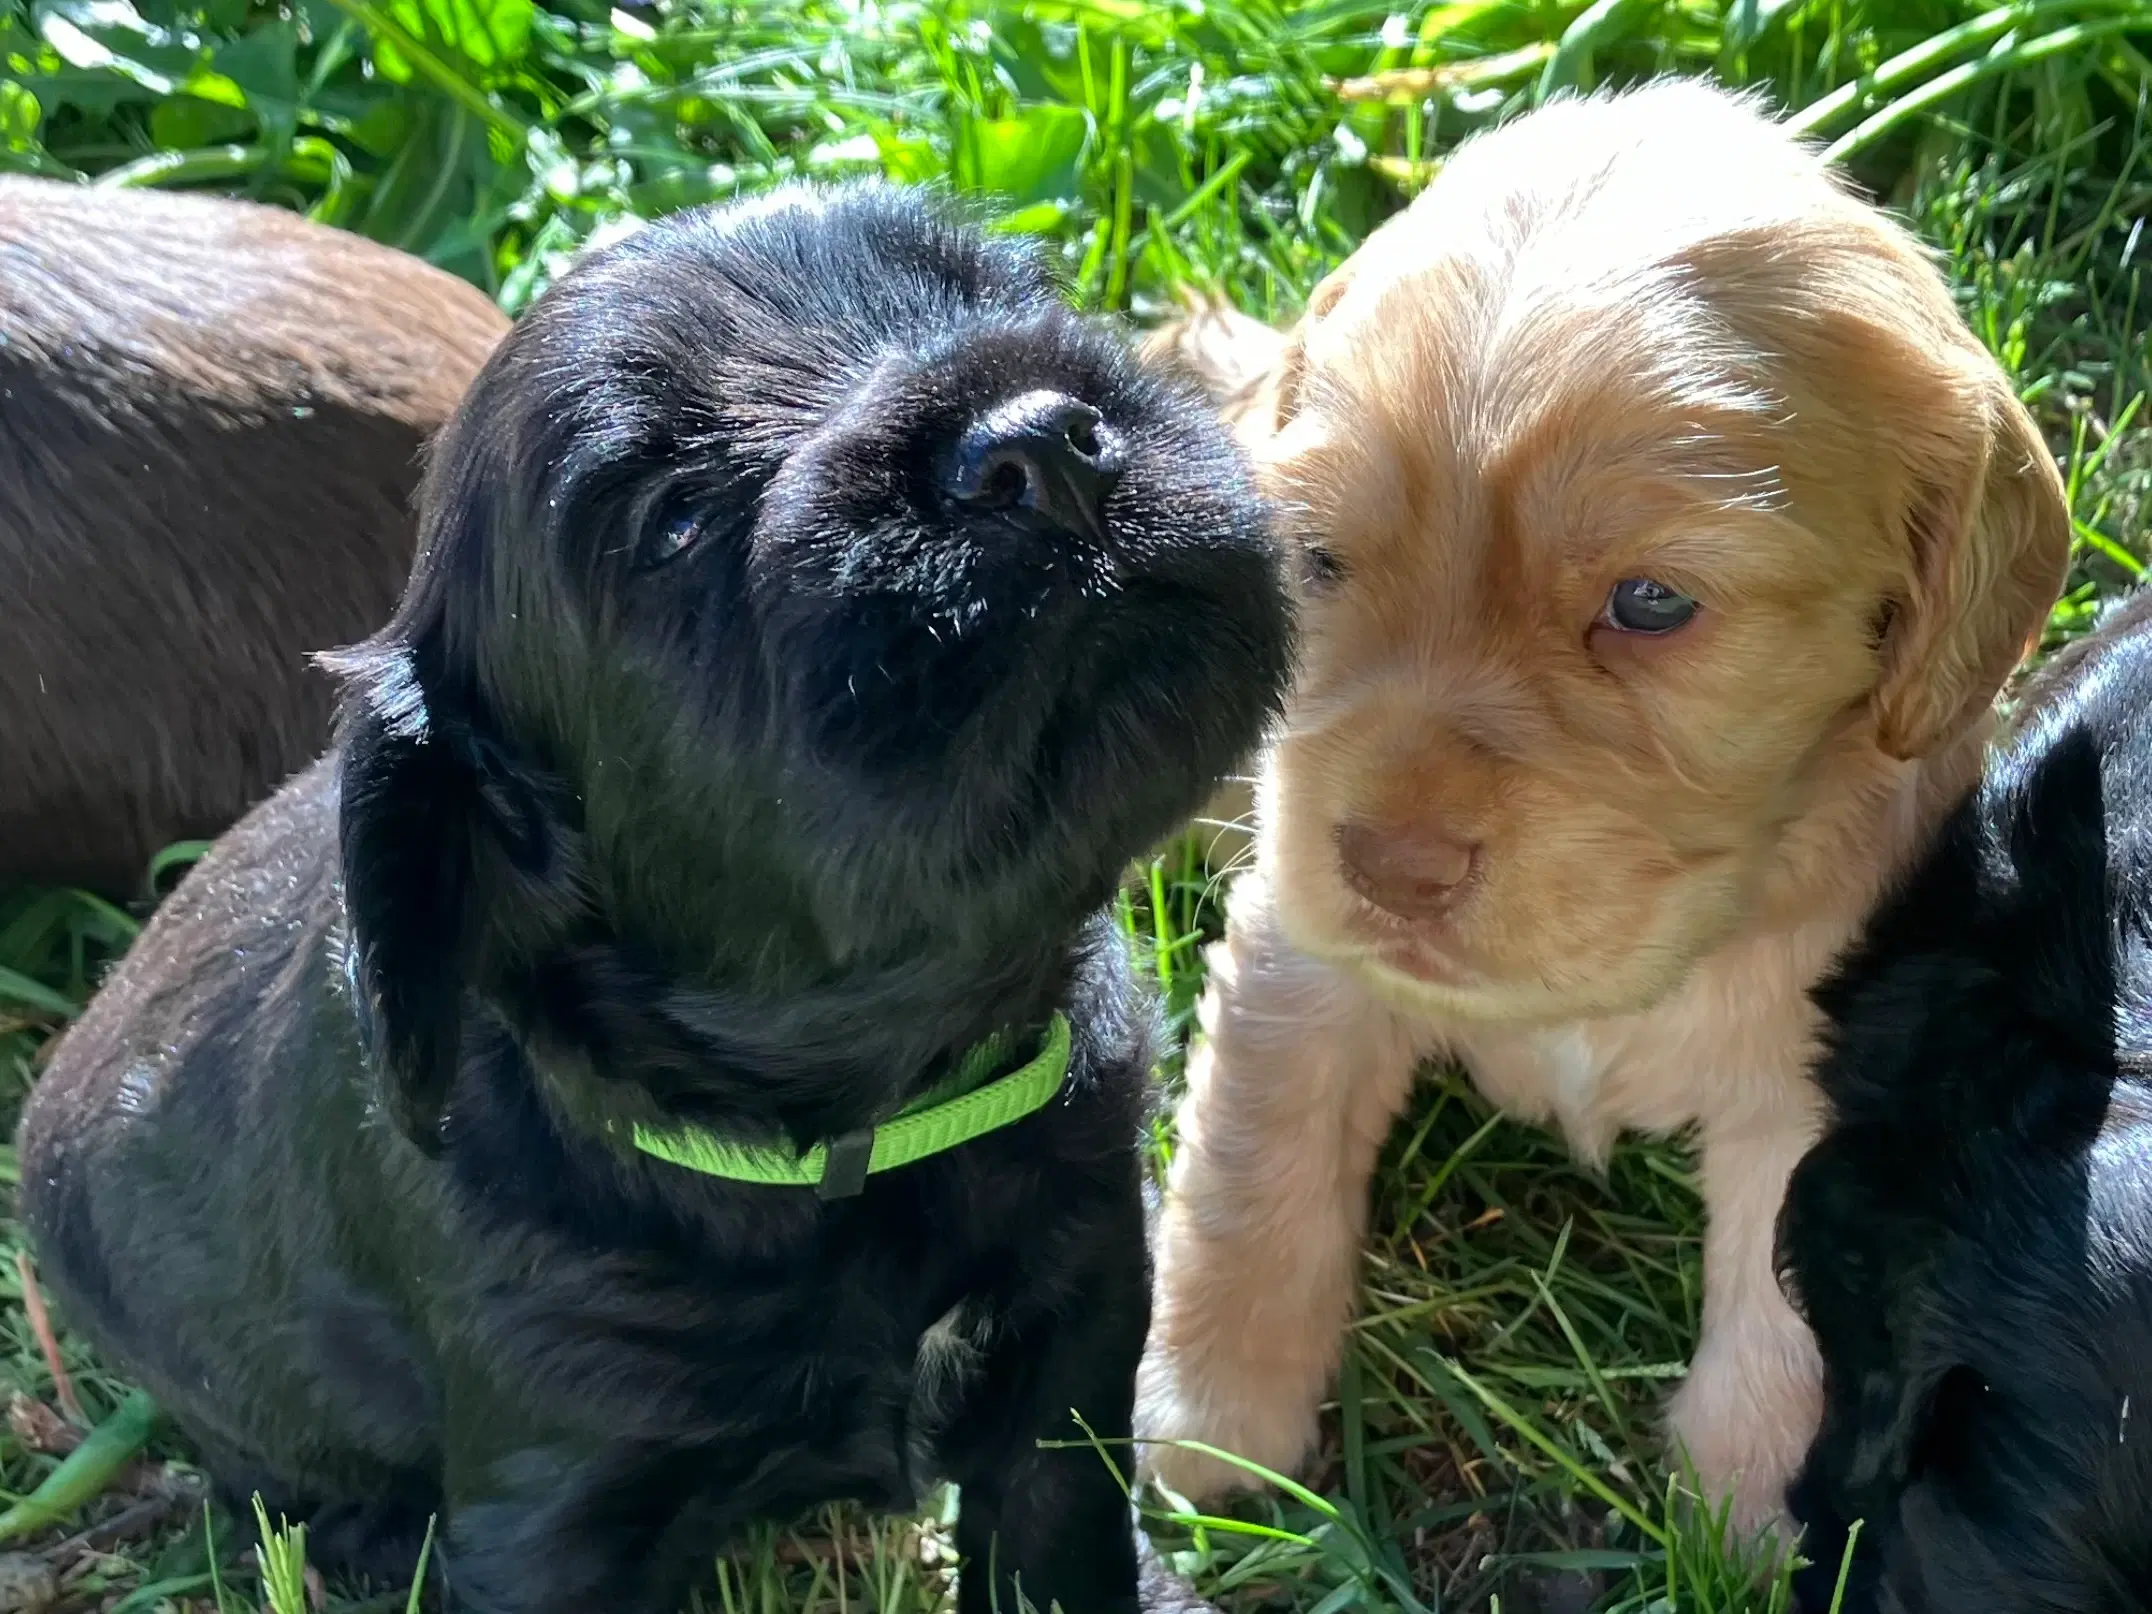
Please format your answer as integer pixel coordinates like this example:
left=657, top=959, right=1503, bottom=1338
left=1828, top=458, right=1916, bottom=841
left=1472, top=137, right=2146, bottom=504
left=1255, top=80, right=2069, bottom=1023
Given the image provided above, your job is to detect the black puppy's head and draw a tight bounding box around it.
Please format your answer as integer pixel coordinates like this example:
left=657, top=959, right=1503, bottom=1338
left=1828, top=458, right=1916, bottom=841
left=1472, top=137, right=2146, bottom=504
left=330, top=185, right=1291, bottom=1143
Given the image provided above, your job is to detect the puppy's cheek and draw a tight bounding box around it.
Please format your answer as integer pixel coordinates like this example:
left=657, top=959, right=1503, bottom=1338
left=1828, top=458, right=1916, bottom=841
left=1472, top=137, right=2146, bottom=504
left=766, top=590, right=1027, bottom=782
left=1259, top=737, right=1370, bottom=950
left=1475, top=779, right=1773, bottom=1007
left=1489, top=805, right=1662, bottom=956
left=1473, top=843, right=1710, bottom=1014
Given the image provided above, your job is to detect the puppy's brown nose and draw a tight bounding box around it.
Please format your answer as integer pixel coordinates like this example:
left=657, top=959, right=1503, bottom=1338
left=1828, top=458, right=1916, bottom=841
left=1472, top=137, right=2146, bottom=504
left=946, top=391, right=1123, bottom=543
left=1337, top=821, right=1478, bottom=921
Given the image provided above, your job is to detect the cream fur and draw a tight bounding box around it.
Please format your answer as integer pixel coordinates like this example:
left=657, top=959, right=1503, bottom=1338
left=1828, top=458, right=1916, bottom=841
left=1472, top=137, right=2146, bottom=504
left=1137, top=78, right=2071, bottom=1534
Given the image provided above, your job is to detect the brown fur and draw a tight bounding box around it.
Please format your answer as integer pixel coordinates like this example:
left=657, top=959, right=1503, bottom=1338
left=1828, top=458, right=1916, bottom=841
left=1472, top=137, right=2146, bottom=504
left=0, top=177, right=508, bottom=893
left=1136, top=80, right=2071, bottom=1534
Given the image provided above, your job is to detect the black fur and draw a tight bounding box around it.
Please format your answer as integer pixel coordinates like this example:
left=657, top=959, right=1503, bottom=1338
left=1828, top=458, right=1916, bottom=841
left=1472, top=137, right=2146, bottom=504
left=1780, top=585, right=2152, bottom=1613
left=18, top=186, right=1291, bottom=1614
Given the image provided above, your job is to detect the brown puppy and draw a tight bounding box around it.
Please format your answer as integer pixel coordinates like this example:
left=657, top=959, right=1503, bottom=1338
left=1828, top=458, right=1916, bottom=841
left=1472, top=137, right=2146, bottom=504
left=0, top=178, right=507, bottom=892
left=1137, top=79, right=2070, bottom=1534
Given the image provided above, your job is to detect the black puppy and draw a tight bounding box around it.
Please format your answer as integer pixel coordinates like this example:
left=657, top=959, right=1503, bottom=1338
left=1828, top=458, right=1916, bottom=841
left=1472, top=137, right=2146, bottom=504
left=18, top=186, right=1291, bottom=1614
left=1779, top=584, right=2152, bottom=1613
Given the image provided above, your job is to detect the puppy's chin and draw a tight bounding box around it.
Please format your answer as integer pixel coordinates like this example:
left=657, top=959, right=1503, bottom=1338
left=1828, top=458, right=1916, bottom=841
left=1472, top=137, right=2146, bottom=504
left=809, top=571, right=1283, bottom=929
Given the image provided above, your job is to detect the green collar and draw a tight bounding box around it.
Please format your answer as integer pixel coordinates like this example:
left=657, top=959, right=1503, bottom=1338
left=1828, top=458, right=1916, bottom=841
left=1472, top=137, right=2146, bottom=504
left=628, top=1013, right=1072, bottom=1200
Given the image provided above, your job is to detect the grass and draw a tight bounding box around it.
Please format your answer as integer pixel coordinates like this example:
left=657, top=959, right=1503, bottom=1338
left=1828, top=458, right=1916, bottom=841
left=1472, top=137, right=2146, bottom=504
left=2, top=0, right=2151, bottom=1606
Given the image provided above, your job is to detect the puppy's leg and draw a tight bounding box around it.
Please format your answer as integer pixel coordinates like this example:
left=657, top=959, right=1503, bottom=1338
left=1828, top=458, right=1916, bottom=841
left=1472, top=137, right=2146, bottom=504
left=1668, top=1109, right=1825, bottom=1540
left=1137, top=873, right=1420, bottom=1503
left=939, top=1218, right=1153, bottom=1614
left=441, top=1431, right=796, bottom=1614
left=193, top=1434, right=439, bottom=1591
left=435, top=1366, right=770, bottom=1614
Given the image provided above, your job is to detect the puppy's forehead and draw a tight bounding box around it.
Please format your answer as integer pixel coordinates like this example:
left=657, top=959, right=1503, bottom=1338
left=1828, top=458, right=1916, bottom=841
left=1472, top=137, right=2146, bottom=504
left=524, top=189, right=1080, bottom=459
left=552, top=188, right=1052, bottom=358
left=1267, top=79, right=1921, bottom=580
left=1280, top=260, right=1788, bottom=573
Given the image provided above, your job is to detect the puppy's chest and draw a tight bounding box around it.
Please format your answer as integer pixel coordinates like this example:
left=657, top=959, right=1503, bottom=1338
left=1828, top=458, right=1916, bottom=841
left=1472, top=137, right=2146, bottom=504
left=1447, top=932, right=1835, bottom=1155
left=904, top=1296, right=994, bottom=1463
left=1452, top=1025, right=1628, bottom=1161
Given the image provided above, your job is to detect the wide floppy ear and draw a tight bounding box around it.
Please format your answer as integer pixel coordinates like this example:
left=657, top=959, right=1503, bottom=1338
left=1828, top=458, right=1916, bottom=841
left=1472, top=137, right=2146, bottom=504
left=322, top=414, right=589, bottom=1153
left=329, top=639, right=489, bottom=1155
left=1871, top=356, right=2071, bottom=760
left=328, top=636, right=587, bottom=1155
left=1268, top=262, right=1356, bottom=434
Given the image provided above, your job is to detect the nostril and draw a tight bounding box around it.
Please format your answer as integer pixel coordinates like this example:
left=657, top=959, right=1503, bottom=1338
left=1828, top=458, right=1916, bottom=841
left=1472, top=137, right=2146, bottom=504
left=959, top=450, right=1036, bottom=512
left=1337, top=821, right=1479, bottom=923
left=1063, top=409, right=1103, bottom=461
left=943, top=390, right=1123, bottom=540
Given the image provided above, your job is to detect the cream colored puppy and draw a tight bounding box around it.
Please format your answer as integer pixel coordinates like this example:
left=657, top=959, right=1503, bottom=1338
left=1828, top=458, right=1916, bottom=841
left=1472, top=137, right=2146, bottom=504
left=1137, top=78, right=2070, bottom=1532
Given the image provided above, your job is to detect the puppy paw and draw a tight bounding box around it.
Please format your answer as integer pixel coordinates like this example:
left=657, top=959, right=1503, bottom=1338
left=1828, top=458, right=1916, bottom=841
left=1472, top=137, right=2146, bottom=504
left=1665, top=1282, right=1821, bottom=1547
left=1666, top=1376, right=1805, bottom=1545
left=1140, top=1437, right=1268, bottom=1510
left=1136, top=1530, right=1220, bottom=1614
left=1688, top=1468, right=1797, bottom=1550
left=1134, top=1341, right=1318, bottom=1505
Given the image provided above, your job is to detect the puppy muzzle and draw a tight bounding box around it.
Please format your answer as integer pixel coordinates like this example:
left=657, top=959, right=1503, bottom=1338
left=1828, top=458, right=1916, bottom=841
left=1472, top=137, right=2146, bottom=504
left=944, top=389, right=1125, bottom=545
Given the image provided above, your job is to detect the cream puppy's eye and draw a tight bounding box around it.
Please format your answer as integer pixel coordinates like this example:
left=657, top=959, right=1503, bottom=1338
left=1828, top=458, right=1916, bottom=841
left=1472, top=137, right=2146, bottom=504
left=1600, top=577, right=1698, bottom=634
left=1301, top=541, right=1345, bottom=590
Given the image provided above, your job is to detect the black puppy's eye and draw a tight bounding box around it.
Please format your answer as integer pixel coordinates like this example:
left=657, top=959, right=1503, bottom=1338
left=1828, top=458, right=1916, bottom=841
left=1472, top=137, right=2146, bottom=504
left=1599, top=577, right=1699, bottom=635
left=642, top=508, right=702, bottom=569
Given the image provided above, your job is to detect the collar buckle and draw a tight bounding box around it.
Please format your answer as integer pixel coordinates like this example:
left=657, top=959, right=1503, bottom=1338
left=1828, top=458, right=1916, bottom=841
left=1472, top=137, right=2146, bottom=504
left=815, top=1128, right=876, bottom=1200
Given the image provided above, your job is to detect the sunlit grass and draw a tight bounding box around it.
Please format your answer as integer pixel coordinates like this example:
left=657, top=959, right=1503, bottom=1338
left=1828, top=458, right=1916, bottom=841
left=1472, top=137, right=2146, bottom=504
left=0, top=0, right=2147, bottom=1605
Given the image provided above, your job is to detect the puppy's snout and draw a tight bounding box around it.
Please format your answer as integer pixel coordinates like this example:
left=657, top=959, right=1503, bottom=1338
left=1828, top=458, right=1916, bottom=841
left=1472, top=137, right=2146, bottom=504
left=946, top=391, right=1124, bottom=542
left=1337, top=820, right=1479, bottom=922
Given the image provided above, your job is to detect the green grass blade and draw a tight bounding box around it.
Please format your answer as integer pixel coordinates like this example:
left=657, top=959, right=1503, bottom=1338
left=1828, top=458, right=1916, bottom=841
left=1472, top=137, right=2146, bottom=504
left=0, top=1389, right=158, bottom=1544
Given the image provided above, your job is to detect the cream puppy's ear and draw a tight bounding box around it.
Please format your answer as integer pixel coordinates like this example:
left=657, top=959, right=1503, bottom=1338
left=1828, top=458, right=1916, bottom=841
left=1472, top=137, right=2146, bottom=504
left=1268, top=263, right=1356, bottom=434
left=1137, top=295, right=1289, bottom=457
left=1138, top=296, right=1285, bottom=401
left=1869, top=350, right=2071, bottom=760
left=1138, top=265, right=1357, bottom=461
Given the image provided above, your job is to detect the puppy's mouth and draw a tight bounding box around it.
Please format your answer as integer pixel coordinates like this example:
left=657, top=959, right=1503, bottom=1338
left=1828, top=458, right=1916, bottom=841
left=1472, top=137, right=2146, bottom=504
left=1373, top=938, right=1483, bottom=990
left=1331, top=891, right=1488, bottom=989
left=1336, top=917, right=1583, bottom=1023
left=1311, top=847, right=1728, bottom=1024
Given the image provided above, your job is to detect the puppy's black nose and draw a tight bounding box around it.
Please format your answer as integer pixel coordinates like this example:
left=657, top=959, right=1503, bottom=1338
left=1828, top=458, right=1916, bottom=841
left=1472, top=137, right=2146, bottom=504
left=945, top=391, right=1124, bottom=542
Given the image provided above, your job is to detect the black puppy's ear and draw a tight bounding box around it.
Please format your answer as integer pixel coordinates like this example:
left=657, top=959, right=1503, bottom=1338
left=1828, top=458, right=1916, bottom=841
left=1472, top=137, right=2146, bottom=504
left=327, top=626, right=588, bottom=1154
left=321, top=329, right=596, bottom=1151
left=330, top=637, right=592, bottom=1154
left=329, top=641, right=488, bottom=1155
